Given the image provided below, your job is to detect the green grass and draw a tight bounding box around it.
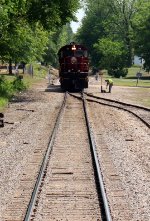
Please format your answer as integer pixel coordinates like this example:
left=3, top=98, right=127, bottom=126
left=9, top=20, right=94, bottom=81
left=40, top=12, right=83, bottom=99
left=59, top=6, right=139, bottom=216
left=0, top=75, right=28, bottom=110
left=113, top=78, right=150, bottom=87
left=0, top=98, right=8, bottom=112
left=127, top=67, right=141, bottom=77
left=104, top=67, right=150, bottom=87
left=26, top=63, right=48, bottom=79
left=0, top=63, right=49, bottom=110
left=141, top=98, right=150, bottom=107
left=101, top=67, right=150, bottom=107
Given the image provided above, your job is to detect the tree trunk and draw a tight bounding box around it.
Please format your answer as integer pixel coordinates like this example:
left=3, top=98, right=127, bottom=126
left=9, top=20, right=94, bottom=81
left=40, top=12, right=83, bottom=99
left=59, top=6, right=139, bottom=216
left=125, top=30, right=133, bottom=67
left=9, top=59, right=12, bottom=75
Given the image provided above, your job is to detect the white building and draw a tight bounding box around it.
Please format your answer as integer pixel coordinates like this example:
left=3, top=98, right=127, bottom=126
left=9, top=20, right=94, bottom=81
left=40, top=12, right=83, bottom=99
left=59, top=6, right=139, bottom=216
left=133, top=56, right=144, bottom=66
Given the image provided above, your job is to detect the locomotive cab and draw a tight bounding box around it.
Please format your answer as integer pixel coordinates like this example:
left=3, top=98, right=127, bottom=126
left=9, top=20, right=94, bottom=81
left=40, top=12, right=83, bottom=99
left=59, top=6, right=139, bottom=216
left=58, top=43, right=89, bottom=90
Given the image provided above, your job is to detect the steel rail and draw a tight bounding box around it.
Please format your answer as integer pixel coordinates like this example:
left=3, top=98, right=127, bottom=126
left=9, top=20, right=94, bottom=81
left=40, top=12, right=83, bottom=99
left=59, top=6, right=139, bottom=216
left=24, top=92, right=67, bottom=221
left=68, top=91, right=149, bottom=220
left=82, top=92, right=112, bottom=221
left=86, top=97, right=150, bottom=129
left=84, top=92, right=150, bottom=112
left=69, top=93, right=150, bottom=129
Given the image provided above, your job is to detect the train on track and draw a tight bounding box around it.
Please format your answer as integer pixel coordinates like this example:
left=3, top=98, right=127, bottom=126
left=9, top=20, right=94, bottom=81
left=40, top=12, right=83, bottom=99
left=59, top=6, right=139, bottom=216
left=58, top=42, right=89, bottom=90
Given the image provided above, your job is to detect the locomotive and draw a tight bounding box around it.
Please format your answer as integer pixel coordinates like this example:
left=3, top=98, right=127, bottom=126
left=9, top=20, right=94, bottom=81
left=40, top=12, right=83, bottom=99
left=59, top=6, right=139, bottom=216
left=58, top=42, right=89, bottom=90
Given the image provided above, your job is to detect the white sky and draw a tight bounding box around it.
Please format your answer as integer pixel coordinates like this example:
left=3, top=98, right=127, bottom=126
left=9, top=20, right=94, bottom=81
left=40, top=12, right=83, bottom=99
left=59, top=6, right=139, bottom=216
left=71, top=8, right=85, bottom=33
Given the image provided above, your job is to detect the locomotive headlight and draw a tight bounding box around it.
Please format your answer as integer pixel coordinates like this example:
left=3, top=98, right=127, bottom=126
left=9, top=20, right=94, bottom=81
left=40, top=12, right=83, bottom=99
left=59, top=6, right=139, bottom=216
left=71, top=57, right=77, bottom=64
left=72, top=45, right=76, bottom=50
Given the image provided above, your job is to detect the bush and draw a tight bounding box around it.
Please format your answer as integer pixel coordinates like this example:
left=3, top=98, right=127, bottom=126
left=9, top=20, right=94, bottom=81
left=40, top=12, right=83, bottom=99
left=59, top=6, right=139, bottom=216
left=0, top=75, right=13, bottom=98
left=0, top=75, right=27, bottom=100
left=12, top=76, right=27, bottom=91
left=108, top=68, right=128, bottom=78
left=0, top=75, right=28, bottom=109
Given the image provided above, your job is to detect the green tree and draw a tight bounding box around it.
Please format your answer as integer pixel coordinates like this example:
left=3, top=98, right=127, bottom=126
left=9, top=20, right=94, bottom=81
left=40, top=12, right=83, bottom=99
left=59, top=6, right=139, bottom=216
left=133, top=1, right=150, bottom=71
left=43, top=23, right=74, bottom=67
left=75, top=0, right=138, bottom=75
left=0, top=0, right=80, bottom=31
left=94, top=38, right=128, bottom=77
left=75, top=0, right=108, bottom=66
left=27, top=0, right=80, bottom=30
left=0, top=0, right=79, bottom=72
left=104, top=0, right=137, bottom=66
left=0, top=20, right=48, bottom=73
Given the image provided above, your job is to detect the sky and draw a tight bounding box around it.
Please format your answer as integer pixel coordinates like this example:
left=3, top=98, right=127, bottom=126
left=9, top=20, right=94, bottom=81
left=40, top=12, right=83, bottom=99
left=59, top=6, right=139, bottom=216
left=70, top=8, right=85, bottom=33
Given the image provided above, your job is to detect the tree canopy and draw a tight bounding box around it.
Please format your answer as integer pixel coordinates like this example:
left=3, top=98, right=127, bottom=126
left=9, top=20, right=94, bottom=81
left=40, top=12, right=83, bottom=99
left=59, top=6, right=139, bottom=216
left=1, top=0, right=150, bottom=75
left=75, top=0, right=150, bottom=77
left=0, top=0, right=79, bottom=69
left=133, top=0, right=150, bottom=71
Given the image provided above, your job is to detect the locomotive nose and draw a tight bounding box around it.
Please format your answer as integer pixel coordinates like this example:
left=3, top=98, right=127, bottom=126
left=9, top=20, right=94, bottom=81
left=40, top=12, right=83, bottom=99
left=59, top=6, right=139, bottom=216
left=71, top=57, right=77, bottom=64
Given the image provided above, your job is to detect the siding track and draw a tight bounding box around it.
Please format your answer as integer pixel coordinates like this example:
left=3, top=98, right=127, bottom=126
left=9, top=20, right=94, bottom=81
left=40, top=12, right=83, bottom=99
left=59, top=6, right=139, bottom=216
left=84, top=92, right=150, bottom=129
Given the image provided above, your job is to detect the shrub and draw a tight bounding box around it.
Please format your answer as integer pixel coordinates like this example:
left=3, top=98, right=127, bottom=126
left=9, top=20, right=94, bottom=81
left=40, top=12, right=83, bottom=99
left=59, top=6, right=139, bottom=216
left=108, top=68, right=128, bottom=78
left=12, top=76, right=27, bottom=91
left=0, top=75, right=13, bottom=98
left=0, top=76, right=27, bottom=100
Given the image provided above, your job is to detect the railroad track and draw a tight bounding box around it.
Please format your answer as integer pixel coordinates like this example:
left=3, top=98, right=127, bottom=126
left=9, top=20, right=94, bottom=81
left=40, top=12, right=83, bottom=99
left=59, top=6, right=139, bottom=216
left=70, top=92, right=150, bottom=129
left=69, top=91, right=150, bottom=220
left=23, top=92, right=112, bottom=221
left=85, top=92, right=150, bottom=128
left=3, top=90, right=148, bottom=220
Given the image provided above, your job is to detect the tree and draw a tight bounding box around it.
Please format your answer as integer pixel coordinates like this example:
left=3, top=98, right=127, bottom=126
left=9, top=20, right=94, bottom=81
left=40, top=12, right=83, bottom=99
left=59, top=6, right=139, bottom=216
left=0, top=20, right=49, bottom=73
left=75, top=0, right=108, bottom=66
left=0, top=0, right=80, bottom=73
left=43, top=23, right=74, bottom=67
left=103, top=0, right=137, bottom=66
left=133, top=1, right=150, bottom=71
left=75, top=0, right=138, bottom=74
left=0, top=0, right=80, bottom=31
left=94, top=38, right=128, bottom=77
left=26, top=0, right=80, bottom=30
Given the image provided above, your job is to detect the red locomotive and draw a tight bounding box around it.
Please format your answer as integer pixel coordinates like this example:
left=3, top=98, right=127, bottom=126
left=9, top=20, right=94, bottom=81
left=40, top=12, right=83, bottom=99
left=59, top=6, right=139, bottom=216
left=58, top=42, right=89, bottom=90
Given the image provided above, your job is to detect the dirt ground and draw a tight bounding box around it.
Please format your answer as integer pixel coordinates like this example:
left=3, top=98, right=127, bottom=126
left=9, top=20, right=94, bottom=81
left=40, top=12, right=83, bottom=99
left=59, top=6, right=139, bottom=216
left=88, top=76, right=150, bottom=107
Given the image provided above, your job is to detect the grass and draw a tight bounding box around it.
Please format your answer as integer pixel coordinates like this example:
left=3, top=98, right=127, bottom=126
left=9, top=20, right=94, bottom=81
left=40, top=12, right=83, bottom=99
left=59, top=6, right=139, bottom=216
left=1, top=65, right=150, bottom=110
left=0, top=98, right=8, bottom=112
left=100, top=67, right=150, bottom=107
left=141, top=98, right=150, bottom=107
left=0, top=75, right=28, bottom=111
left=104, top=67, right=150, bottom=87
left=26, top=63, right=48, bottom=79
left=0, top=63, right=49, bottom=111
left=113, top=78, right=150, bottom=87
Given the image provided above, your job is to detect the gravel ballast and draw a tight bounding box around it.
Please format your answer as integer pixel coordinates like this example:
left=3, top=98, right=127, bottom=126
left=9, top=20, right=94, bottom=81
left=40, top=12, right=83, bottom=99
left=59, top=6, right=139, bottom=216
left=0, top=80, right=64, bottom=220
left=0, top=76, right=149, bottom=220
